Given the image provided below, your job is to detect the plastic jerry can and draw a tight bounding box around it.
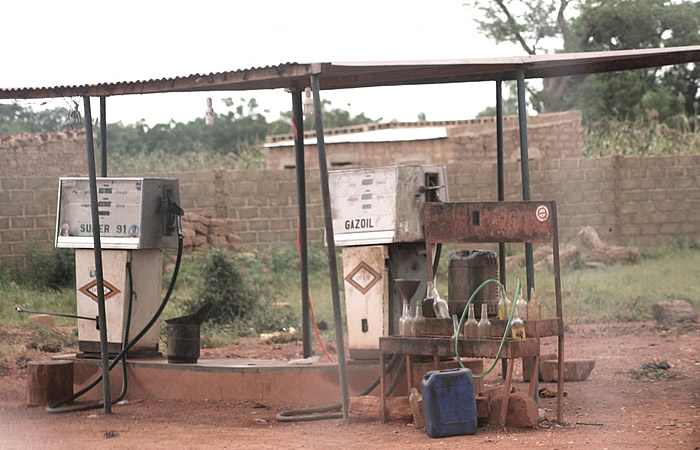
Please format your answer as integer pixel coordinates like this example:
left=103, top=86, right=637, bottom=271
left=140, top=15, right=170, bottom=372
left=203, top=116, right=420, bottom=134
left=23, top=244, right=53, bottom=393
left=421, top=368, right=477, bottom=438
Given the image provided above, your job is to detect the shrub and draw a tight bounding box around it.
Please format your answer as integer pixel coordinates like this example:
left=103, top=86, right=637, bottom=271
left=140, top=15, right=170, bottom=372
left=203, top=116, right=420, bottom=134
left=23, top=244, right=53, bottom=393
left=11, top=244, right=75, bottom=291
left=187, top=249, right=256, bottom=325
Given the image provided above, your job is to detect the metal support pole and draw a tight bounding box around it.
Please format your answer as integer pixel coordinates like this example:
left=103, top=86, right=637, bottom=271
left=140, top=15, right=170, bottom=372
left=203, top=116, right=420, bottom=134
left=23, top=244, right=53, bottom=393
left=99, top=97, right=107, bottom=177
left=516, top=69, right=535, bottom=298
left=291, top=86, right=312, bottom=358
left=496, top=80, right=509, bottom=381
left=496, top=80, right=506, bottom=290
left=310, top=74, right=349, bottom=420
left=83, top=96, right=112, bottom=414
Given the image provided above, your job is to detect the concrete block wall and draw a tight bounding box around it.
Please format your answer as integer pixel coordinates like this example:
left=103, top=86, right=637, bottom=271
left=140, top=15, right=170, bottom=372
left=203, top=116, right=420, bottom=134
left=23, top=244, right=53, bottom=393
left=2, top=155, right=699, bottom=266
left=0, top=130, right=88, bottom=177
left=0, top=176, right=60, bottom=266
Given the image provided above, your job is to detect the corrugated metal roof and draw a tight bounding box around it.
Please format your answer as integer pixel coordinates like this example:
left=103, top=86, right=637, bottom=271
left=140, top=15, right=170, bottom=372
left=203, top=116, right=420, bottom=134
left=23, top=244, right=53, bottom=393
left=1, top=46, right=698, bottom=99
left=264, top=127, right=448, bottom=148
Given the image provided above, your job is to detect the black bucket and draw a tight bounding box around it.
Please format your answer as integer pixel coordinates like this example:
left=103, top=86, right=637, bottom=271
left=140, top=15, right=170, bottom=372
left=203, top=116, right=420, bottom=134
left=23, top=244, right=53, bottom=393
left=166, top=322, right=201, bottom=363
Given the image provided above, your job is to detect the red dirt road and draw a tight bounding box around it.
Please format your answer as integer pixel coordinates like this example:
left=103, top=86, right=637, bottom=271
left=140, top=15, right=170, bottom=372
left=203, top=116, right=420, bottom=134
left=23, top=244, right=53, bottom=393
left=1, top=322, right=699, bottom=449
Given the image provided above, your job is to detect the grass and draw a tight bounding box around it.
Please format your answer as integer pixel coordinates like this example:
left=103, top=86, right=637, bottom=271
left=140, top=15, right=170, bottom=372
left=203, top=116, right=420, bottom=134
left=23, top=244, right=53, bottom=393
left=2, top=244, right=698, bottom=351
left=505, top=245, right=700, bottom=324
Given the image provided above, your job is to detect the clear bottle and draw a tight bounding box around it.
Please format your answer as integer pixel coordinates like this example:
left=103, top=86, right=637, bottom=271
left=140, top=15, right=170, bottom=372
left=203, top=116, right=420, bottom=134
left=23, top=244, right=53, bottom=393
left=510, top=306, right=526, bottom=340
left=428, top=280, right=450, bottom=319
left=409, top=387, right=424, bottom=428
left=413, top=300, right=426, bottom=337
left=527, top=287, right=541, bottom=320
left=516, top=291, right=528, bottom=321
left=477, top=304, right=491, bottom=339
left=498, top=290, right=511, bottom=320
left=464, top=304, right=478, bottom=339
left=399, top=298, right=413, bottom=336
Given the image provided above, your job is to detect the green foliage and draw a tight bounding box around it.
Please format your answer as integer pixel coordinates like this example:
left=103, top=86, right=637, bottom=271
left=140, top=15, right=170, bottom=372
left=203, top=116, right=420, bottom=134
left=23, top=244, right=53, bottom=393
left=10, top=244, right=75, bottom=291
left=0, top=103, right=69, bottom=134
left=583, top=115, right=699, bottom=157
left=476, top=81, right=519, bottom=118
left=468, top=0, right=700, bottom=122
left=188, top=248, right=255, bottom=325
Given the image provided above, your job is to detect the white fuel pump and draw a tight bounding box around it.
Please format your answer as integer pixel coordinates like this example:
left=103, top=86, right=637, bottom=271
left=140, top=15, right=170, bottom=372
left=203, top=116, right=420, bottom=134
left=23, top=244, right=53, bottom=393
left=329, top=165, right=448, bottom=359
left=55, top=177, right=180, bottom=354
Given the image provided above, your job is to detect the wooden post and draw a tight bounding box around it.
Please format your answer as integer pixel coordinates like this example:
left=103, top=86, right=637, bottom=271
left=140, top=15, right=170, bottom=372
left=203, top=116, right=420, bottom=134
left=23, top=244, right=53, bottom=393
left=26, top=360, right=73, bottom=406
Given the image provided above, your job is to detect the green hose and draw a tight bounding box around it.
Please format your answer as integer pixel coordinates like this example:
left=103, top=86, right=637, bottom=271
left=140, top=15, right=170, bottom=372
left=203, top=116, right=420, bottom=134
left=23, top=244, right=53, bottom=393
left=455, top=278, right=522, bottom=378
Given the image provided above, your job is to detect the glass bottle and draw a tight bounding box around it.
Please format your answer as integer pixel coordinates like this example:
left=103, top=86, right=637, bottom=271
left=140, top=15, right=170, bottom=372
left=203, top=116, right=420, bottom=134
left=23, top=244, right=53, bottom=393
left=498, top=290, right=511, bottom=320
left=413, top=300, right=426, bottom=337
left=464, top=304, right=478, bottom=339
left=516, top=291, right=528, bottom=321
left=477, top=304, right=491, bottom=339
left=510, top=306, right=526, bottom=340
left=527, top=287, right=541, bottom=320
left=399, top=298, right=413, bottom=336
left=428, top=280, right=450, bottom=319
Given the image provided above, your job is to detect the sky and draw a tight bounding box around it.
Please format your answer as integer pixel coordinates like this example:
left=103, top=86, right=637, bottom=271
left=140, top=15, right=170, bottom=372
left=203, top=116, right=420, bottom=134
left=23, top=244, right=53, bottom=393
left=1, top=0, right=525, bottom=127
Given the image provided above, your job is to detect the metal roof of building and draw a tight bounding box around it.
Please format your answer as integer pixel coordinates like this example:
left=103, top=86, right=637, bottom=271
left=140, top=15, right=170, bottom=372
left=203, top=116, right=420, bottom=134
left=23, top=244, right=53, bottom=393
left=1, top=46, right=698, bottom=99
left=264, top=127, right=448, bottom=148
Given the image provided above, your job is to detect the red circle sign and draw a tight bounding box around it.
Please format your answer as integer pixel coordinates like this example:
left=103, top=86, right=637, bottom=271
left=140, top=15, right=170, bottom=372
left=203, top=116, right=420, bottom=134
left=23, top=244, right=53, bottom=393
left=536, top=205, right=550, bottom=222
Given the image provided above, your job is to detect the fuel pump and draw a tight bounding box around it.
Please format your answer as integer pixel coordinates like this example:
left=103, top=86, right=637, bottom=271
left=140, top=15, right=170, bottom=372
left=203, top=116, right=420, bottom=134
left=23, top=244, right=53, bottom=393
left=329, top=165, right=448, bottom=359
left=55, top=177, right=181, bottom=355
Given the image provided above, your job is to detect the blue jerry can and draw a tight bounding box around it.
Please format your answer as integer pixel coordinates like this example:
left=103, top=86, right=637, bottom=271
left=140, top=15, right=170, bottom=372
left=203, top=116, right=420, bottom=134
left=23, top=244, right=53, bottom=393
left=421, top=368, right=477, bottom=438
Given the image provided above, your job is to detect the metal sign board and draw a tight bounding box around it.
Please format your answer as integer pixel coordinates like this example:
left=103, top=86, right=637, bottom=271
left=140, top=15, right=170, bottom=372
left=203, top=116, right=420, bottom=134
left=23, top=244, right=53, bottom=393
left=78, top=279, right=121, bottom=303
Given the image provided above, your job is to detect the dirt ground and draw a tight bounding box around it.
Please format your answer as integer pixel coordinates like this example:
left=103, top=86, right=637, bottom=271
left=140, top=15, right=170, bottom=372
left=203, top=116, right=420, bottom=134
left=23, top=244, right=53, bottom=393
left=1, top=321, right=699, bottom=449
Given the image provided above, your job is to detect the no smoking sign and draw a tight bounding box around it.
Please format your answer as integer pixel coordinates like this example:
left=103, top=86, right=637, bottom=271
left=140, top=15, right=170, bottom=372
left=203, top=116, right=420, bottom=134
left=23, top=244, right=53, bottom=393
left=536, top=205, right=550, bottom=222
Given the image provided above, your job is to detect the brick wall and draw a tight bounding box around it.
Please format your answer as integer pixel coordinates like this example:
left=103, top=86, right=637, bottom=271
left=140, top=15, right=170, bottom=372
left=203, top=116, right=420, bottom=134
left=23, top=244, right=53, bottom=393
left=1, top=155, right=699, bottom=266
left=0, top=130, right=88, bottom=177
left=265, top=110, right=583, bottom=170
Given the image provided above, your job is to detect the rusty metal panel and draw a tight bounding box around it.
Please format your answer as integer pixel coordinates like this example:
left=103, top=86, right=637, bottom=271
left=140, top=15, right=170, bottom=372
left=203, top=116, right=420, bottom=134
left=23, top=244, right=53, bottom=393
left=424, top=201, right=555, bottom=243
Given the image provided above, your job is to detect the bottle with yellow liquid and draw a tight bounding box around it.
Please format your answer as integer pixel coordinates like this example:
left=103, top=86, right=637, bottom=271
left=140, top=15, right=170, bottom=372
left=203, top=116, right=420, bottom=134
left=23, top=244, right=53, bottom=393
left=497, top=290, right=511, bottom=320
left=510, top=306, right=526, bottom=340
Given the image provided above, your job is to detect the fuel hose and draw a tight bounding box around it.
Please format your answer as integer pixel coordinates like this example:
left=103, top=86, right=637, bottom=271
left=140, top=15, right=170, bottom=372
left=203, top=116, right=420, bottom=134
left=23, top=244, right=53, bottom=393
left=454, top=278, right=521, bottom=378
left=276, top=353, right=405, bottom=422
left=47, top=212, right=184, bottom=413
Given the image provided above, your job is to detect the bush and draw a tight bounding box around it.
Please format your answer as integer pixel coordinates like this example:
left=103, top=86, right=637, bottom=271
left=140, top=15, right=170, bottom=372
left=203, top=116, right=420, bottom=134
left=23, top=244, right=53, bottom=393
left=187, top=249, right=256, bottom=325
left=11, top=244, right=75, bottom=291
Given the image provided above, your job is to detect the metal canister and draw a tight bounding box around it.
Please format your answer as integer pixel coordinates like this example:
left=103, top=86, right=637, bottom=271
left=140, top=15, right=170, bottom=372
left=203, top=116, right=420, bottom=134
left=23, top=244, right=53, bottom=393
left=447, top=250, right=499, bottom=319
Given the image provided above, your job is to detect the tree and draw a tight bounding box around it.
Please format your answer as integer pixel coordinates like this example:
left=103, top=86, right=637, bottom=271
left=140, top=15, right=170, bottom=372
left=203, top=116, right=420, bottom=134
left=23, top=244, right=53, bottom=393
left=469, top=0, right=700, bottom=122
left=267, top=99, right=378, bottom=135
left=0, top=103, right=68, bottom=134
left=476, top=81, right=519, bottom=117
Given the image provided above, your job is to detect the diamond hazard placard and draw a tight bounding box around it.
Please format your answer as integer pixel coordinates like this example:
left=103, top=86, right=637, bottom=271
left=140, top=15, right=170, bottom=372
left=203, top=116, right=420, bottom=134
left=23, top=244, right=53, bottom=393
left=345, top=261, right=382, bottom=295
left=78, top=279, right=121, bottom=303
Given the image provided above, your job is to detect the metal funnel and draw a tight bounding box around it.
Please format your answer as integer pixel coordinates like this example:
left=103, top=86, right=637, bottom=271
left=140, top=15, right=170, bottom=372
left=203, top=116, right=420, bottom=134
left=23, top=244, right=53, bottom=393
left=394, top=279, right=421, bottom=302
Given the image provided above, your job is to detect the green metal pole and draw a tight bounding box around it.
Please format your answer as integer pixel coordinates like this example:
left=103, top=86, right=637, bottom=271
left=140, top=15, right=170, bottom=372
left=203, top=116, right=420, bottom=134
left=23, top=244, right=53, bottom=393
left=310, top=74, right=350, bottom=420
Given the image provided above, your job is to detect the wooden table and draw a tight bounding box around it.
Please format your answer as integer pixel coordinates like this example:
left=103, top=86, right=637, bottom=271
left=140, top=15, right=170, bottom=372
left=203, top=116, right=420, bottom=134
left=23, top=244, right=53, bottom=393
left=379, top=319, right=563, bottom=426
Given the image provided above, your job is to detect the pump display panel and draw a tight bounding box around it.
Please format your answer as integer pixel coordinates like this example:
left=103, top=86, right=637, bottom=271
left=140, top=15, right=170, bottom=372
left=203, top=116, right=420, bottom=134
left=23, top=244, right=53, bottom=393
left=55, top=177, right=180, bottom=249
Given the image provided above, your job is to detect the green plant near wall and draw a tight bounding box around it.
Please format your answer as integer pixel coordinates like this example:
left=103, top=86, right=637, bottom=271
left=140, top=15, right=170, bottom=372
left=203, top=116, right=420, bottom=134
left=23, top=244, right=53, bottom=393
left=187, top=248, right=255, bottom=325
left=9, top=243, right=75, bottom=291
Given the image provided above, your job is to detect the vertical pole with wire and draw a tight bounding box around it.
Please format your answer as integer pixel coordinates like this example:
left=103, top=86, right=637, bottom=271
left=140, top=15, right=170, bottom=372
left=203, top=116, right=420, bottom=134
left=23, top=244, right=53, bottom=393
left=83, top=96, right=112, bottom=414
left=291, top=85, right=312, bottom=358
left=310, top=74, right=349, bottom=420
left=516, top=69, right=535, bottom=297
left=99, top=97, right=107, bottom=177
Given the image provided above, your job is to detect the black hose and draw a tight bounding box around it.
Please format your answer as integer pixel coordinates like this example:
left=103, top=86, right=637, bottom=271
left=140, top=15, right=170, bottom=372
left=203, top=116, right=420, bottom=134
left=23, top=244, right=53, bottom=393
left=47, top=220, right=184, bottom=413
left=276, top=354, right=405, bottom=422
left=432, top=243, right=442, bottom=281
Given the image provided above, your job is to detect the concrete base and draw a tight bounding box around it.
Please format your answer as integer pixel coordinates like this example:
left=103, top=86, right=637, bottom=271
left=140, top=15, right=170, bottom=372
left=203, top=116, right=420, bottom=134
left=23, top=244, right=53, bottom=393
left=54, top=354, right=481, bottom=408
left=56, top=355, right=388, bottom=407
